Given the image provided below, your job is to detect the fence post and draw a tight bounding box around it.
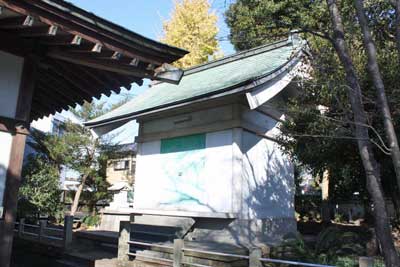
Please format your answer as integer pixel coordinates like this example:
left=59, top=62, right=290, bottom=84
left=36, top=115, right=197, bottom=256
left=173, top=239, right=184, bottom=267
left=249, top=247, right=262, bottom=267
left=18, top=218, right=25, bottom=238
left=38, top=220, right=46, bottom=242
left=117, top=221, right=131, bottom=267
left=359, top=257, right=373, bottom=267
left=63, top=215, right=73, bottom=249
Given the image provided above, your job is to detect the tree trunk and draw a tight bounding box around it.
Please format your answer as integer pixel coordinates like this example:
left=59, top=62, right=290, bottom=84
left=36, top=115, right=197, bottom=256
left=355, top=0, right=400, bottom=196
left=70, top=174, right=88, bottom=216
left=393, top=0, right=400, bottom=65
left=326, top=1, right=400, bottom=266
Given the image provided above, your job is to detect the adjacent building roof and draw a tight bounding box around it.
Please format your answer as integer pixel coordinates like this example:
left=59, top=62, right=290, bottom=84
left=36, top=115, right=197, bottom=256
left=85, top=35, right=305, bottom=130
left=111, top=142, right=137, bottom=155
left=0, top=0, right=188, bottom=121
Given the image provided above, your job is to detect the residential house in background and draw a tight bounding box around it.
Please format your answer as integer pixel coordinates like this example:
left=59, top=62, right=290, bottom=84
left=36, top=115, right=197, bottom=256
left=106, top=143, right=137, bottom=187
left=105, top=143, right=137, bottom=211
left=25, top=110, right=82, bottom=194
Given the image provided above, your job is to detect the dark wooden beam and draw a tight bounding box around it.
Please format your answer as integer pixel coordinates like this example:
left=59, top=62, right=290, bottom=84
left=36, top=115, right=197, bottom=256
left=112, top=73, right=134, bottom=89
left=0, top=116, right=29, bottom=135
left=73, top=65, right=116, bottom=90
left=0, top=0, right=170, bottom=65
left=11, top=24, right=57, bottom=37
left=41, top=68, right=93, bottom=102
left=49, top=59, right=103, bottom=95
left=36, top=78, right=80, bottom=105
left=38, top=34, right=79, bottom=46
left=47, top=50, right=153, bottom=78
left=35, top=83, right=72, bottom=108
left=0, top=29, right=34, bottom=56
left=31, top=97, right=57, bottom=114
left=0, top=15, right=34, bottom=29
left=37, top=65, right=91, bottom=103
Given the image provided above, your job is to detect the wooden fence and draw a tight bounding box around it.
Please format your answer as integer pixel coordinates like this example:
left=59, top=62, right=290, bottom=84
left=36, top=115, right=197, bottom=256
left=14, top=215, right=73, bottom=249
left=117, top=221, right=381, bottom=267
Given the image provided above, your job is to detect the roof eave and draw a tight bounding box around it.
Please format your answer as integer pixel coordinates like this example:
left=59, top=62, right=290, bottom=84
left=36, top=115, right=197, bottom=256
left=85, top=50, right=304, bottom=131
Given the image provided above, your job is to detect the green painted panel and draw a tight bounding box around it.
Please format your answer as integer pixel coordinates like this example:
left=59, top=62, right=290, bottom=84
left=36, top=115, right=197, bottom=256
left=161, top=134, right=206, bottom=154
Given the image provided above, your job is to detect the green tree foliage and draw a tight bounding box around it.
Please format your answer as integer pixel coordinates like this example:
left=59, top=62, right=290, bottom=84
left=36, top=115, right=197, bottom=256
left=19, top=155, right=62, bottom=219
left=24, top=96, right=134, bottom=217
left=161, top=0, right=221, bottom=68
left=275, top=228, right=367, bottom=266
left=226, top=0, right=400, bottom=203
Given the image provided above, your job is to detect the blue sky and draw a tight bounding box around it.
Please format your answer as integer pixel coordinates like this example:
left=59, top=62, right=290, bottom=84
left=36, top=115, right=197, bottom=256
left=68, top=0, right=235, bottom=103
left=67, top=0, right=235, bottom=143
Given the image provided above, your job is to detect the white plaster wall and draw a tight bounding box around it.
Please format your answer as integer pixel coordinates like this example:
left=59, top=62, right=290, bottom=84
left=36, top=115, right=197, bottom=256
left=0, top=132, right=12, bottom=208
left=241, top=130, right=295, bottom=219
left=0, top=51, right=24, bottom=119
left=134, top=130, right=234, bottom=213
left=142, top=106, right=234, bottom=135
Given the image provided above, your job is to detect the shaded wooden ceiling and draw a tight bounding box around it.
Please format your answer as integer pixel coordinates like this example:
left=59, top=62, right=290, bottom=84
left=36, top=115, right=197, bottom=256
left=0, top=0, right=188, bottom=121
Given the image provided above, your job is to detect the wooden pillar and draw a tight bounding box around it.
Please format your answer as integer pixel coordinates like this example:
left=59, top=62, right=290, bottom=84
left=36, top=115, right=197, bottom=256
left=249, top=247, right=262, bottom=267
left=173, top=239, right=184, bottom=267
left=63, top=215, right=73, bottom=249
left=38, top=220, right=46, bottom=242
left=0, top=56, right=36, bottom=267
left=18, top=218, right=25, bottom=238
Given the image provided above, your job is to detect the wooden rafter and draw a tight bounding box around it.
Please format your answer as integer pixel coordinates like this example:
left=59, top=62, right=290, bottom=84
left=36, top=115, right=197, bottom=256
left=0, top=15, right=33, bottom=28
left=47, top=49, right=154, bottom=78
left=0, top=0, right=187, bottom=121
left=48, top=59, right=102, bottom=95
left=10, top=24, right=58, bottom=37
left=0, top=0, right=172, bottom=65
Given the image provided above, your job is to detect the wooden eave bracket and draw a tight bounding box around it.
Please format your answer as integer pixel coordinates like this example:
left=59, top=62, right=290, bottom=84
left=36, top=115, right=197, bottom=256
left=0, top=0, right=170, bottom=65
left=0, top=116, right=30, bottom=135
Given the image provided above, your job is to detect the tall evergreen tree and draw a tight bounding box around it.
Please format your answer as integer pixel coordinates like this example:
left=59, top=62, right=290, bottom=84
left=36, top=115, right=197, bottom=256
left=161, top=0, right=221, bottom=68
left=226, top=1, right=400, bottom=265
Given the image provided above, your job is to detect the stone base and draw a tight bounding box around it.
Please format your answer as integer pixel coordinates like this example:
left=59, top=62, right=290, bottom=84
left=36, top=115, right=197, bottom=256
left=100, top=210, right=130, bottom=232
left=188, top=217, right=297, bottom=246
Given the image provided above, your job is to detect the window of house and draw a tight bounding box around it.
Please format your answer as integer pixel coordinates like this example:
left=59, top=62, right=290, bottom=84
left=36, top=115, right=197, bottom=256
left=130, top=160, right=136, bottom=175
left=114, top=160, right=129, bottom=171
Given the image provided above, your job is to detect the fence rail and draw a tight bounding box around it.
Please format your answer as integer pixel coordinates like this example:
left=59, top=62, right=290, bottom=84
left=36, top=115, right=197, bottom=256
left=13, top=216, right=73, bottom=249
left=118, top=221, right=379, bottom=267
left=125, top=239, right=338, bottom=267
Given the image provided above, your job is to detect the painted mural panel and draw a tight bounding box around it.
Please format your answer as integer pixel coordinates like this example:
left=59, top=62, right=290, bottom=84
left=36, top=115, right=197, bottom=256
left=134, top=130, right=233, bottom=213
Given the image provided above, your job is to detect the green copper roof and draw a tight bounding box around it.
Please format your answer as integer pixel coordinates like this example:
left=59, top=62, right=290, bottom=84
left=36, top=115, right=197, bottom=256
left=86, top=36, right=303, bottom=127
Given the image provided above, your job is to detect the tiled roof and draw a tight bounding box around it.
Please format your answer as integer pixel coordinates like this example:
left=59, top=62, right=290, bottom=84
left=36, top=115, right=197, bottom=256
left=86, top=36, right=304, bottom=127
